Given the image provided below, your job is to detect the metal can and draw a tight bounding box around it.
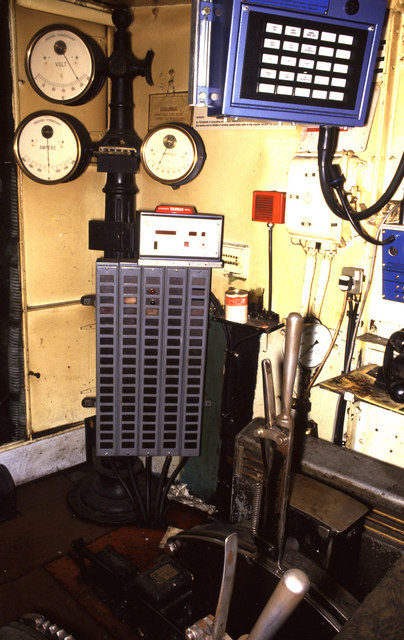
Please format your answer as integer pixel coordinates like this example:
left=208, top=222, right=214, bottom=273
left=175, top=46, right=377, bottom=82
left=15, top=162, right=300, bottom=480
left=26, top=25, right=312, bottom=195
left=225, top=288, right=248, bottom=324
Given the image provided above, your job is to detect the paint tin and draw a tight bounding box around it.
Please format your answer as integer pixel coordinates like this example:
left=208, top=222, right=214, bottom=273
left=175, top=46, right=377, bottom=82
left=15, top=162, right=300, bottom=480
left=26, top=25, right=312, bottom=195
left=225, top=288, right=248, bottom=323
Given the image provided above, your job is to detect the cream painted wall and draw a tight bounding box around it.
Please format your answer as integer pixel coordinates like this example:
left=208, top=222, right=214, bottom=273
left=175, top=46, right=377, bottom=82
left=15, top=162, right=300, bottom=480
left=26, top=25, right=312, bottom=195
left=131, top=4, right=404, bottom=465
left=12, top=4, right=108, bottom=434
left=5, top=1, right=403, bottom=472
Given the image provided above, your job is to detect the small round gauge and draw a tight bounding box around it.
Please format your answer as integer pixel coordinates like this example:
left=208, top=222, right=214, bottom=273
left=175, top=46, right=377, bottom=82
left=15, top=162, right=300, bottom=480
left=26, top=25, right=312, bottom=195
left=25, top=24, right=106, bottom=105
left=140, top=123, right=206, bottom=186
left=298, top=321, right=332, bottom=369
left=14, top=111, right=92, bottom=184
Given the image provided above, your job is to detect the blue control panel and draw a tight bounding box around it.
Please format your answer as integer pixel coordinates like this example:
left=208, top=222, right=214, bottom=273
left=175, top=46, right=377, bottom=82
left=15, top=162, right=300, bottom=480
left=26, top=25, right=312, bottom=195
left=192, top=0, right=387, bottom=126
left=382, top=226, right=404, bottom=303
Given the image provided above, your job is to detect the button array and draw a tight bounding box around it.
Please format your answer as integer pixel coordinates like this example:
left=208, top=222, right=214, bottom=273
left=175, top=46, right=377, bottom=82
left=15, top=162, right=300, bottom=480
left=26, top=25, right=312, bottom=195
left=241, top=15, right=367, bottom=109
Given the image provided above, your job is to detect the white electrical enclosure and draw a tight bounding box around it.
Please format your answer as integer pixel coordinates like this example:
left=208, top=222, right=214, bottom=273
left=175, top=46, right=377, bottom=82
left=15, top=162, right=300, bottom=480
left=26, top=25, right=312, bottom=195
left=285, top=156, right=343, bottom=244
left=137, top=211, right=224, bottom=267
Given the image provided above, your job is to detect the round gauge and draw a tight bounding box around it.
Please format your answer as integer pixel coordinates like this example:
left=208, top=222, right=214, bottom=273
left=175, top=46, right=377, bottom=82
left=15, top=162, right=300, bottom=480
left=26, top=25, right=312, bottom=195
left=140, top=123, right=206, bottom=186
left=25, top=24, right=106, bottom=105
left=14, top=111, right=92, bottom=184
left=298, top=321, right=332, bottom=369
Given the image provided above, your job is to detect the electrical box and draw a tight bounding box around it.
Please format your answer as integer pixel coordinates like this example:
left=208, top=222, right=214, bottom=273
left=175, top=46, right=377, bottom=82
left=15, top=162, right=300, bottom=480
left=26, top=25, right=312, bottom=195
left=95, top=261, right=211, bottom=457
left=285, top=155, right=343, bottom=243
left=190, top=0, right=387, bottom=126
left=137, top=211, right=223, bottom=267
left=382, top=225, right=404, bottom=303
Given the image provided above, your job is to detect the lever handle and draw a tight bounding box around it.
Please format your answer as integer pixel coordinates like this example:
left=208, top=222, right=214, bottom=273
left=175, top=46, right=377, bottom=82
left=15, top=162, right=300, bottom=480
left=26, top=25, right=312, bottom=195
left=213, top=532, right=238, bottom=640
left=278, top=313, right=303, bottom=426
left=262, top=359, right=277, bottom=430
left=241, top=569, right=310, bottom=640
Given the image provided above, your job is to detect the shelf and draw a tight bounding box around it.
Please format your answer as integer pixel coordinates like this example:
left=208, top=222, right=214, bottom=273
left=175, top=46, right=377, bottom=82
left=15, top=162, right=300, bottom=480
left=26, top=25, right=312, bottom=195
left=319, top=364, right=404, bottom=415
left=216, top=313, right=282, bottom=334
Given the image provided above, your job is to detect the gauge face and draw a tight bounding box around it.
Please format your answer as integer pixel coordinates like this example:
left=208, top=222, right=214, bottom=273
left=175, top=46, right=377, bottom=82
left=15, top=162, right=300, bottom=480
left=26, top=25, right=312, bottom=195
left=25, top=25, right=104, bottom=104
left=14, top=112, right=90, bottom=184
left=140, top=123, right=206, bottom=186
left=298, top=322, right=332, bottom=369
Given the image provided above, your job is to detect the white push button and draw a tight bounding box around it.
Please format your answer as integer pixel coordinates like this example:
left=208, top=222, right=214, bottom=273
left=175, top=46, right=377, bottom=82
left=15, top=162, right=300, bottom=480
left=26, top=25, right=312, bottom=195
left=264, top=38, right=281, bottom=49
left=260, top=68, right=277, bottom=79
left=258, top=83, right=276, bottom=94
left=262, top=53, right=279, bottom=64
left=266, top=23, right=283, bottom=34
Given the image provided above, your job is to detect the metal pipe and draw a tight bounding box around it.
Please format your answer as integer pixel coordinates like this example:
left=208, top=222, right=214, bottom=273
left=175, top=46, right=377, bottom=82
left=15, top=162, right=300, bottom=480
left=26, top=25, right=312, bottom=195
left=16, top=0, right=113, bottom=25
left=241, top=569, right=310, bottom=640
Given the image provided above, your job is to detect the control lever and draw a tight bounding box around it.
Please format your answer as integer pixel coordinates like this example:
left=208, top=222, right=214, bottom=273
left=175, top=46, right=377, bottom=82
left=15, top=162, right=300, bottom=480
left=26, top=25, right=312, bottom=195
left=254, top=313, right=303, bottom=566
left=239, top=568, right=310, bottom=640
left=185, top=532, right=238, bottom=640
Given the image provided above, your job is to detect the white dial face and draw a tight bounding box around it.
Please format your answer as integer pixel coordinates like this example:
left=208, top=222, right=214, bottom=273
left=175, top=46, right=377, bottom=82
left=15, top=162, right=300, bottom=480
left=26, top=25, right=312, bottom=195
left=298, top=322, right=332, bottom=368
left=15, top=113, right=80, bottom=183
left=141, top=126, right=197, bottom=184
left=27, top=27, right=94, bottom=102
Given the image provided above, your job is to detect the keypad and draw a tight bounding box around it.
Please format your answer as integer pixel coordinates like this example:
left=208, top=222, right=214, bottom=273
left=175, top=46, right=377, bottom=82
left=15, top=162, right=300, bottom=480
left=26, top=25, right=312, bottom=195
left=240, top=11, right=369, bottom=111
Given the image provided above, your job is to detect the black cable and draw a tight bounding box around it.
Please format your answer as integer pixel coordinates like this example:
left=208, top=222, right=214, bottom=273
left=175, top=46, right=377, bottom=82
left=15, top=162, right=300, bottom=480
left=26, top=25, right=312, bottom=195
left=332, top=298, right=359, bottom=446
left=108, top=458, right=138, bottom=518
left=153, top=455, right=172, bottom=525
left=145, top=455, right=152, bottom=522
left=156, top=456, right=188, bottom=525
left=334, top=181, right=394, bottom=246
left=267, top=223, right=274, bottom=312
left=318, top=125, right=404, bottom=223
left=127, top=458, right=147, bottom=524
left=325, top=162, right=394, bottom=246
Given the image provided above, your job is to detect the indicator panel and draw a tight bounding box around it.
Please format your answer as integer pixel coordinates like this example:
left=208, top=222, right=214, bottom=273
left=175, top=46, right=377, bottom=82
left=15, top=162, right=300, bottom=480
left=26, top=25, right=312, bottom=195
left=137, top=211, right=224, bottom=267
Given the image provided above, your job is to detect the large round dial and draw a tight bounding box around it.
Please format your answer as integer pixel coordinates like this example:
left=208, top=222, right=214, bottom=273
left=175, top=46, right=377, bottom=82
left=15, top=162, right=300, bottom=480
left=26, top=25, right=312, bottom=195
left=298, top=321, right=332, bottom=369
left=140, top=123, right=206, bottom=186
left=14, top=111, right=92, bottom=184
left=25, top=24, right=105, bottom=105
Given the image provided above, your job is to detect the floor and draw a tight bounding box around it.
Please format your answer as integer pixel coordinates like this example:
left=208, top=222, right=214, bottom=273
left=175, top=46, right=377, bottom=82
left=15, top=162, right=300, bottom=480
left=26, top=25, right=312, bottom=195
left=0, top=463, right=199, bottom=640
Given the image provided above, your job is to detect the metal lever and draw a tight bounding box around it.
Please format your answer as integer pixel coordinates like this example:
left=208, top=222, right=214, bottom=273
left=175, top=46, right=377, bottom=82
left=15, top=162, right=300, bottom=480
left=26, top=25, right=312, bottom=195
left=185, top=532, right=238, bottom=640
left=239, top=568, right=310, bottom=640
left=254, top=313, right=303, bottom=566
left=262, top=359, right=277, bottom=430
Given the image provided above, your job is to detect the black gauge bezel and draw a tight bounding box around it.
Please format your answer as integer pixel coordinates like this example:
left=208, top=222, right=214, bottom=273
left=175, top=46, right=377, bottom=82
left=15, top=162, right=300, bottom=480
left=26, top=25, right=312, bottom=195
left=14, top=111, right=92, bottom=184
left=140, top=122, right=206, bottom=186
left=25, top=24, right=106, bottom=106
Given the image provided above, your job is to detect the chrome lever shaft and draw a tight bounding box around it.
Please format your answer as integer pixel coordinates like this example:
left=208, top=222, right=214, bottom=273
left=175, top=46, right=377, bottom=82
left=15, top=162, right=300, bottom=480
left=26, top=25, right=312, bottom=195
left=213, top=532, right=238, bottom=640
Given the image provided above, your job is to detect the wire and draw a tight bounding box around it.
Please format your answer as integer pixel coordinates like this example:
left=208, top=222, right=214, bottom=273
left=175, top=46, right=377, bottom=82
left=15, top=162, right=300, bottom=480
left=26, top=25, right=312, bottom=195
left=127, top=457, right=147, bottom=524
left=145, top=455, right=152, bottom=522
left=305, top=291, right=348, bottom=396
left=153, top=455, right=172, bottom=525
left=333, top=180, right=394, bottom=246
left=156, top=456, right=188, bottom=525
left=318, top=125, right=404, bottom=222
left=343, top=203, right=400, bottom=370
left=305, top=203, right=400, bottom=399
left=108, top=458, right=138, bottom=518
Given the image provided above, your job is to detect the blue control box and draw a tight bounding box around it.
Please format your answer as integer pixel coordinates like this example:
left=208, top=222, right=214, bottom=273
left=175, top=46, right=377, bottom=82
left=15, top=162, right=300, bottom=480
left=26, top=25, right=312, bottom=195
left=382, top=226, right=404, bottom=303
left=191, top=0, right=387, bottom=126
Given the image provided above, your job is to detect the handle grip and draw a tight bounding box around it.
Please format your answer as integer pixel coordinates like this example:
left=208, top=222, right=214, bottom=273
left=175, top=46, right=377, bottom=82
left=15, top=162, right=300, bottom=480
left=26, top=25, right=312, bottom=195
left=244, top=569, right=310, bottom=640
left=279, top=313, right=303, bottom=424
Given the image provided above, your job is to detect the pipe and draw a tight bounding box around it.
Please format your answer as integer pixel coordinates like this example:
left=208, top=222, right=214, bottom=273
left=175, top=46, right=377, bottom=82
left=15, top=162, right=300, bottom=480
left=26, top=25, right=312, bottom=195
left=310, top=249, right=334, bottom=318
left=299, top=247, right=317, bottom=317
left=16, top=0, right=113, bottom=25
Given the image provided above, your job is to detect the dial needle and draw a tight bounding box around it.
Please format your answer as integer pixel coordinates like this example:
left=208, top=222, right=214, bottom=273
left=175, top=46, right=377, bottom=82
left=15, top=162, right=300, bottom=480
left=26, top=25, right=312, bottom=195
left=157, top=147, right=168, bottom=168
left=300, top=339, right=319, bottom=359
left=46, top=140, right=50, bottom=178
left=63, top=54, right=79, bottom=81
